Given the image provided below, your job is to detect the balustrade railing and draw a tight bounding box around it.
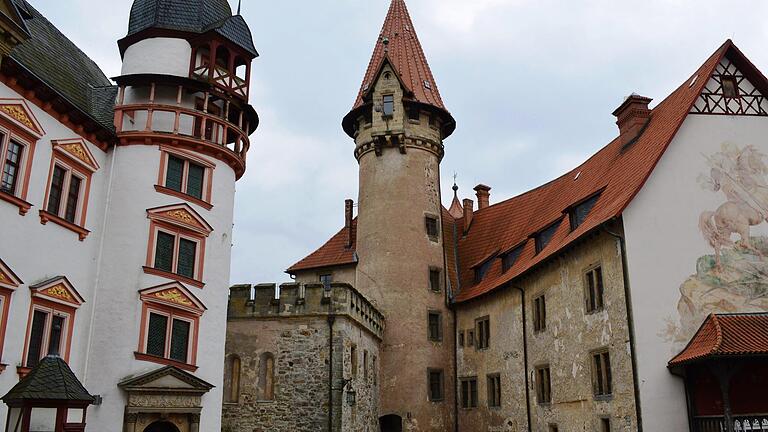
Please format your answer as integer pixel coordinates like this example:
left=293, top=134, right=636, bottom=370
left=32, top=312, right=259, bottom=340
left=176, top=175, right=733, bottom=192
left=694, top=415, right=768, bottom=432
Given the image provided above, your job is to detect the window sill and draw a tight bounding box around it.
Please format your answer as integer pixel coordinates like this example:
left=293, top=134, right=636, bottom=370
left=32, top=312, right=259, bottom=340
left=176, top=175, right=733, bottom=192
left=429, top=399, right=444, bottom=403
left=594, top=394, right=613, bottom=402
left=0, top=190, right=32, bottom=215
left=142, top=266, right=205, bottom=288
left=134, top=352, right=198, bottom=372
left=154, top=185, right=213, bottom=211
left=39, top=210, right=90, bottom=240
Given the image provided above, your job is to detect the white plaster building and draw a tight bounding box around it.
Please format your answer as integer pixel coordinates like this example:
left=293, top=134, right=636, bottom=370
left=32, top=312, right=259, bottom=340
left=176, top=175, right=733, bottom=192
left=0, top=0, right=258, bottom=430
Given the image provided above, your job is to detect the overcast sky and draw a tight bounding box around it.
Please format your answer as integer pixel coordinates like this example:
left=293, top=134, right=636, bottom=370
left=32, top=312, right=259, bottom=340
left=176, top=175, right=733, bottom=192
left=32, top=0, right=768, bottom=283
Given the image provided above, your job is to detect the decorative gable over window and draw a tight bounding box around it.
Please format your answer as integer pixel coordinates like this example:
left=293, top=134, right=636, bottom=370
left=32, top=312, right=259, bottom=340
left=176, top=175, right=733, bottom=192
left=52, top=139, right=100, bottom=172
left=139, top=282, right=207, bottom=316
left=691, top=57, right=768, bottom=115
left=29, top=276, right=85, bottom=308
left=0, top=99, right=44, bottom=139
left=146, top=203, right=213, bottom=237
left=0, top=257, right=22, bottom=290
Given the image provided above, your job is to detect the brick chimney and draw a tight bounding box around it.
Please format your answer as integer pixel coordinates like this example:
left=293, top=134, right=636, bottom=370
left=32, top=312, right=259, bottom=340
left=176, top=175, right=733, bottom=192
left=463, top=198, right=474, bottom=234
left=345, top=199, right=354, bottom=248
left=613, top=94, right=652, bottom=147
left=474, top=184, right=491, bottom=209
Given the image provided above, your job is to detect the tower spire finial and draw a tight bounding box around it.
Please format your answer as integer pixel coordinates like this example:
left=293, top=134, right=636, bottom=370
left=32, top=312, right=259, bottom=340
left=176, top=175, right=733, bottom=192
left=452, top=173, right=458, bottom=195
left=237, top=0, right=242, bottom=15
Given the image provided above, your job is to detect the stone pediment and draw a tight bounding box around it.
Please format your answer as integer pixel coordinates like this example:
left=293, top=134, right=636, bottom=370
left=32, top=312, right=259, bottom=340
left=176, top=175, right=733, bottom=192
left=139, top=282, right=206, bottom=315
left=0, top=99, right=43, bottom=138
left=146, top=204, right=213, bottom=236
left=0, top=258, right=22, bottom=290
left=119, top=366, right=213, bottom=394
left=53, top=139, right=100, bottom=171
left=29, top=276, right=84, bottom=308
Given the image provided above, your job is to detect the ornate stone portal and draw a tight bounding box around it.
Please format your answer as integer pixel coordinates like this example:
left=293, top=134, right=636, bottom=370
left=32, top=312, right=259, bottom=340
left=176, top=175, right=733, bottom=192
left=118, top=366, right=213, bottom=432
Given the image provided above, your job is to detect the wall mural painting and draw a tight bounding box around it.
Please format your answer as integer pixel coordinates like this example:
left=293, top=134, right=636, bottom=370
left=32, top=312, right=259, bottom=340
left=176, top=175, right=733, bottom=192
left=662, top=143, right=768, bottom=346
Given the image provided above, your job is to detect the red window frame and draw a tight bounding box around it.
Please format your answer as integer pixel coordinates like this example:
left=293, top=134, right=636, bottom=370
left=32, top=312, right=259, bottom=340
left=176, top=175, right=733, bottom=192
left=0, top=258, right=22, bottom=373
left=155, top=146, right=215, bottom=210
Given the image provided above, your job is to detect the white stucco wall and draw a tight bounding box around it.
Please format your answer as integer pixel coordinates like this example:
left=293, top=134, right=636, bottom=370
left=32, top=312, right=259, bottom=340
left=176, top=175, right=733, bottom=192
left=623, top=113, right=768, bottom=430
left=122, top=38, right=193, bottom=78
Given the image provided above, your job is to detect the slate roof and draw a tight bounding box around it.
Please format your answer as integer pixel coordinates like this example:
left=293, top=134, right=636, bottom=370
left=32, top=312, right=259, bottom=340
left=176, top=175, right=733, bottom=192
left=8, top=0, right=116, bottom=132
left=352, top=0, right=446, bottom=112
left=289, top=40, right=768, bottom=304
left=126, top=0, right=258, bottom=57
left=2, top=356, right=93, bottom=402
left=669, top=313, right=768, bottom=366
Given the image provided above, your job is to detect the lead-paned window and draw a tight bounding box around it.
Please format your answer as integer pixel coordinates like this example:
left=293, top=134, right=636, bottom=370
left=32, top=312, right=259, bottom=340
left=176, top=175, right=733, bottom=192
left=1, top=139, right=22, bottom=195
left=45, top=164, right=85, bottom=224
left=177, top=238, right=197, bottom=279
left=25, top=309, right=68, bottom=368
left=152, top=229, right=201, bottom=281
left=165, top=156, right=184, bottom=192
left=162, top=152, right=210, bottom=203
left=146, top=313, right=168, bottom=357
left=585, top=266, right=605, bottom=314
left=145, top=311, right=192, bottom=364
left=170, top=319, right=191, bottom=363
left=154, top=231, right=175, bottom=273
left=46, top=166, right=66, bottom=215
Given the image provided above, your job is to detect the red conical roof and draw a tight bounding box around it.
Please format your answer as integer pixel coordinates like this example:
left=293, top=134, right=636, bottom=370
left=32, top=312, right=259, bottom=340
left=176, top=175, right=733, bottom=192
left=352, top=0, right=446, bottom=111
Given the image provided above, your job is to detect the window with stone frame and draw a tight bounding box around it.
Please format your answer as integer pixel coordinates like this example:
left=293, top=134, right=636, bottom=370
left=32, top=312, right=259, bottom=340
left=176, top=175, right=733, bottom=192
left=535, top=365, right=552, bottom=404
left=549, top=425, right=559, bottom=432
left=487, top=374, right=501, bottom=408
left=533, top=295, right=546, bottom=332
left=364, top=350, right=369, bottom=380
left=584, top=265, right=605, bottom=314
left=591, top=349, right=612, bottom=398
left=429, top=268, right=441, bottom=292
left=458, top=330, right=465, bottom=348
left=156, top=148, right=215, bottom=209
left=425, top=215, right=439, bottom=240
left=600, top=417, right=611, bottom=432
left=224, top=354, right=241, bottom=403
left=475, top=316, right=490, bottom=350
left=408, top=104, right=420, bottom=122
left=351, top=344, right=358, bottom=378
left=467, top=329, right=475, bottom=347
left=428, top=369, right=444, bottom=402
left=428, top=311, right=443, bottom=342
left=319, top=273, right=333, bottom=290
left=382, top=94, right=395, bottom=117
left=372, top=356, right=377, bottom=385
left=258, top=352, right=275, bottom=400
left=460, top=377, right=478, bottom=408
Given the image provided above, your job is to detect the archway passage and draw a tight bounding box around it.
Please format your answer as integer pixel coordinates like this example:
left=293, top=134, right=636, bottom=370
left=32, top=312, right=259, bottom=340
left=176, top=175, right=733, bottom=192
left=380, top=414, right=403, bottom=432
left=143, top=421, right=181, bottom=432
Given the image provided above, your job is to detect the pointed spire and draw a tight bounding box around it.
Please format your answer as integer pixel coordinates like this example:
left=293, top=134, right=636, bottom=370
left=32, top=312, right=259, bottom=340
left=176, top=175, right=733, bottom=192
left=352, top=0, right=446, bottom=111
left=448, top=174, right=464, bottom=219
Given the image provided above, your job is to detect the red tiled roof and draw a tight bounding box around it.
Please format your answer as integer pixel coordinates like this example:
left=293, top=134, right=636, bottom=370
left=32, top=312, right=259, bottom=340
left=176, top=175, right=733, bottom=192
left=669, top=313, right=768, bottom=366
left=286, top=219, right=357, bottom=273
left=452, top=40, right=756, bottom=303
left=351, top=0, right=445, bottom=111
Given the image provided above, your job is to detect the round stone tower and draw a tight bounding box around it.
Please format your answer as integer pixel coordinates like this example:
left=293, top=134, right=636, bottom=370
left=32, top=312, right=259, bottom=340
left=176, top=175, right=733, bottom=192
left=82, top=1, right=258, bottom=430
left=342, top=1, right=456, bottom=430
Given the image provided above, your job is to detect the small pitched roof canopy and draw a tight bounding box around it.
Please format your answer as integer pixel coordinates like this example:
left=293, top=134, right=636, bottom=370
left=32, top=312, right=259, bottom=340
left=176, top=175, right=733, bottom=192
left=342, top=0, right=455, bottom=138
left=669, top=313, right=768, bottom=367
left=2, top=355, right=93, bottom=404
left=122, top=0, right=258, bottom=57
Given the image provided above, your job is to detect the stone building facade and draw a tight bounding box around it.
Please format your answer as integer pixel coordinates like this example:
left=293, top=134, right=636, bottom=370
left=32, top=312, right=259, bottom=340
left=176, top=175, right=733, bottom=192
left=223, top=283, right=383, bottom=432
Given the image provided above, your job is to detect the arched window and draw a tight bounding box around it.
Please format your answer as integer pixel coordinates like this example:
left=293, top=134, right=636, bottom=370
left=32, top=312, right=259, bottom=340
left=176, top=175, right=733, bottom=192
left=258, top=352, right=275, bottom=400
left=224, top=354, right=241, bottom=403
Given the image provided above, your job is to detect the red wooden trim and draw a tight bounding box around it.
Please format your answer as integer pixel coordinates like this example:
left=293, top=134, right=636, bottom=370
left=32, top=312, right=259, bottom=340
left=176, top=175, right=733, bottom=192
left=133, top=352, right=198, bottom=372
left=0, top=189, right=32, bottom=215
left=20, top=297, right=77, bottom=368
left=142, top=266, right=205, bottom=289
left=154, top=185, right=214, bottom=211
left=39, top=210, right=91, bottom=241
left=0, top=288, right=13, bottom=365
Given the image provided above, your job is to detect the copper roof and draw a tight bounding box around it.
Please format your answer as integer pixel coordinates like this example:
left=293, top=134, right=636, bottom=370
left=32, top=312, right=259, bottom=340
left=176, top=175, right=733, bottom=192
left=669, top=313, right=768, bottom=366
left=352, top=0, right=445, bottom=111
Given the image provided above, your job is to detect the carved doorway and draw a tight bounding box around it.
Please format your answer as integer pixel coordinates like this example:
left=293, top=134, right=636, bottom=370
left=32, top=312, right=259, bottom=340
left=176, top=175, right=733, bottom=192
left=380, top=414, right=403, bottom=432
left=144, top=421, right=181, bottom=432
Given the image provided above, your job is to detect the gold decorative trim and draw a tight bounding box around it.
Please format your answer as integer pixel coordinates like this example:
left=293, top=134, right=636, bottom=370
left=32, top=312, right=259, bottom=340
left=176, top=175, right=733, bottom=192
left=60, top=143, right=92, bottom=167
left=45, top=284, right=74, bottom=302
left=166, top=210, right=196, bottom=225
left=0, top=105, right=33, bottom=129
left=154, top=288, right=193, bottom=307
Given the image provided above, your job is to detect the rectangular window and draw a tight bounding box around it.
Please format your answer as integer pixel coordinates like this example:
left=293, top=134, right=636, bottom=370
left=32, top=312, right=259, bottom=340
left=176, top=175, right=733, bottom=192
left=163, top=154, right=209, bottom=202
left=474, top=258, right=494, bottom=284
left=1, top=140, right=22, bottom=195
left=153, top=230, right=201, bottom=281
left=372, top=356, right=377, bottom=385
left=429, top=268, right=441, bottom=292
left=460, top=377, right=478, bottom=408
left=476, top=316, right=490, bottom=350
left=46, top=165, right=66, bottom=215
left=549, top=425, right=559, bottom=432
left=585, top=266, right=605, bottom=314
left=186, top=163, right=205, bottom=199
left=45, top=164, right=85, bottom=224
left=428, top=369, right=444, bottom=401
left=425, top=215, right=439, bottom=239
left=501, top=246, right=523, bottom=273
left=364, top=350, right=368, bottom=380
left=533, top=295, right=546, bottom=332
left=600, top=418, right=611, bottom=432
left=467, top=330, right=474, bottom=347
left=165, top=155, right=184, bottom=192
left=351, top=345, right=358, bottom=378
left=592, top=350, right=612, bottom=397
left=382, top=94, right=395, bottom=117
left=722, top=76, right=739, bottom=98
left=26, top=309, right=68, bottom=368
left=487, top=374, right=501, bottom=408
left=64, top=176, right=82, bottom=223
left=408, top=105, right=420, bottom=121
left=428, top=311, right=442, bottom=342
left=536, top=366, right=552, bottom=404
left=569, top=194, right=600, bottom=231
left=319, top=274, right=332, bottom=290
left=535, top=221, right=561, bottom=254
left=458, top=330, right=464, bottom=347
left=145, top=311, right=192, bottom=364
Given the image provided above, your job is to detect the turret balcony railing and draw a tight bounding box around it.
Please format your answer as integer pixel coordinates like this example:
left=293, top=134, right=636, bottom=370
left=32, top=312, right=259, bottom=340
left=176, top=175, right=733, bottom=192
left=693, top=415, right=768, bottom=432
left=114, top=102, right=250, bottom=176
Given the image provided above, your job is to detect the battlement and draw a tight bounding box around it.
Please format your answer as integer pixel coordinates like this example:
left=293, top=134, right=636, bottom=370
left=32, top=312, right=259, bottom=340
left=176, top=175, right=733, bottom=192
left=228, top=282, right=385, bottom=339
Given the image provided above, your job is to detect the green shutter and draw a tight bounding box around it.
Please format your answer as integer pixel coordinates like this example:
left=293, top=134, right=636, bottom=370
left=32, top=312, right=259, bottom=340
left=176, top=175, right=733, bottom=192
left=186, top=163, right=205, bottom=199
left=177, top=238, right=197, bottom=279
left=154, top=231, right=175, bottom=272
left=146, top=313, right=168, bottom=357
left=170, top=319, right=190, bottom=363
left=165, top=156, right=184, bottom=192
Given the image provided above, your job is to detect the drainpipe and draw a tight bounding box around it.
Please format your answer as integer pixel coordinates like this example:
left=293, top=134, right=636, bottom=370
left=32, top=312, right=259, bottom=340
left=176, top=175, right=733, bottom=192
left=328, top=313, right=336, bottom=432
left=511, top=286, right=532, bottom=432
left=451, top=306, right=459, bottom=432
left=603, top=223, right=643, bottom=431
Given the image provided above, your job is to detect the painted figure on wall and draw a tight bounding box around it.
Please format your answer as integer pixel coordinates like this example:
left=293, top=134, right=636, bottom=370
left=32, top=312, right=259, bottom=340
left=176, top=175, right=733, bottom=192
left=663, top=143, right=768, bottom=346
